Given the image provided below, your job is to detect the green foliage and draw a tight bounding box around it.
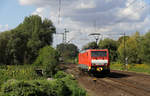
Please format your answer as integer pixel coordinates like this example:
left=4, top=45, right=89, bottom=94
left=82, top=42, right=97, bottom=50
left=139, top=32, right=150, bottom=63
left=0, top=31, right=12, bottom=65
left=0, top=65, right=44, bottom=87
left=99, top=38, right=118, bottom=61
left=34, top=46, right=59, bottom=77
left=0, top=71, right=86, bottom=96
left=62, top=75, right=86, bottom=96
left=54, top=71, right=67, bottom=79
left=56, top=43, right=79, bottom=62
left=118, top=36, right=129, bottom=45
left=54, top=71, right=86, bottom=96
left=111, top=63, right=150, bottom=74
left=1, top=79, right=71, bottom=96
left=0, top=15, right=56, bottom=65
left=118, top=32, right=141, bottom=64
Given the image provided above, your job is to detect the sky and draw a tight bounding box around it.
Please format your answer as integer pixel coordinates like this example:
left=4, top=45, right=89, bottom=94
left=0, top=0, right=35, bottom=31
left=0, top=0, right=150, bottom=49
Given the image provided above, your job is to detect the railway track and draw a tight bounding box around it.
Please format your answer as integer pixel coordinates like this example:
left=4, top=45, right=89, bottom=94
left=63, top=64, right=150, bottom=96
left=102, top=77, right=150, bottom=96
left=107, top=77, right=150, bottom=92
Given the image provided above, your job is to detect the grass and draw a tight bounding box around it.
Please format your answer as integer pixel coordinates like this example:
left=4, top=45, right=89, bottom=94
left=0, top=65, right=45, bottom=87
left=0, top=65, right=87, bottom=96
left=110, top=62, right=150, bottom=74
left=63, top=58, right=78, bottom=64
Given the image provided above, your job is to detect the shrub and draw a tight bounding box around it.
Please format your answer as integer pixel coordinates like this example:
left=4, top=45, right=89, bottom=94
left=0, top=65, right=44, bottom=87
left=1, top=79, right=71, bottom=96
left=62, top=75, right=86, bottom=96
left=54, top=72, right=86, bottom=96
left=54, top=71, right=67, bottom=79
left=34, top=46, right=60, bottom=77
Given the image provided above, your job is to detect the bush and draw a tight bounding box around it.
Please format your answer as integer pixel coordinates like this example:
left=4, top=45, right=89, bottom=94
left=56, top=43, right=79, bottom=63
left=1, top=79, right=71, bottom=96
left=62, top=75, right=86, bottom=96
left=54, top=71, right=67, bottom=79
left=54, top=72, right=86, bottom=96
left=0, top=65, right=43, bottom=87
left=34, top=46, right=60, bottom=77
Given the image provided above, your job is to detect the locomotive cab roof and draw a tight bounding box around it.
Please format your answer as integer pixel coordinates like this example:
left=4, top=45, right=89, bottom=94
left=80, top=49, right=108, bottom=53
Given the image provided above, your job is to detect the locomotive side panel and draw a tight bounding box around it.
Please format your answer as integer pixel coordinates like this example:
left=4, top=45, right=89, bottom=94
left=78, top=51, right=91, bottom=71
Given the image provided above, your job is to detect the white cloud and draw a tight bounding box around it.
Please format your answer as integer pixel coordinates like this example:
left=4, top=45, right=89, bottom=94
left=0, top=24, right=9, bottom=32
left=19, top=0, right=36, bottom=5
left=117, top=0, right=148, bottom=21
left=76, top=0, right=96, bottom=9
left=32, top=7, right=46, bottom=18
left=0, top=25, right=2, bottom=29
left=18, top=0, right=150, bottom=49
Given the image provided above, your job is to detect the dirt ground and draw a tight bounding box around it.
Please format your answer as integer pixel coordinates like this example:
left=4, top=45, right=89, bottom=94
left=61, top=64, right=150, bottom=96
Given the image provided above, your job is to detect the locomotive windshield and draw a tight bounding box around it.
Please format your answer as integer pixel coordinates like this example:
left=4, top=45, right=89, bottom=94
left=91, top=51, right=107, bottom=57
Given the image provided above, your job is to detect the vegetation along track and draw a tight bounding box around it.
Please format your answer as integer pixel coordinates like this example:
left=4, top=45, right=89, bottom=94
left=63, top=64, right=150, bottom=96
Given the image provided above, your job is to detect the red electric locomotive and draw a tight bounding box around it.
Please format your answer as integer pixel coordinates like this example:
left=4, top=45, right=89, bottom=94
left=78, top=49, right=110, bottom=73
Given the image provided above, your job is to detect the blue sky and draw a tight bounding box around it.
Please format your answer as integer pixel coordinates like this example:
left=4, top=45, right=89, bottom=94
left=145, top=0, right=150, bottom=4
left=0, top=0, right=35, bottom=30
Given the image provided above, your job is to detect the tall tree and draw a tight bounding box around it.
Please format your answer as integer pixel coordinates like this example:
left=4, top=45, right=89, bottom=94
left=0, top=31, right=12, bottom=65
left=56, top=43, right=79, bottom=60
left=139, top=31, right=150, bottom=63
left=82, top=42, right=97, bottom=50
left=98, top=38, right=118, bottom=61
left=118, top=32, right=141, bottom=64
left=118, top=36, right=129, bottom=45
left=0, top=15, right=56, bottom=65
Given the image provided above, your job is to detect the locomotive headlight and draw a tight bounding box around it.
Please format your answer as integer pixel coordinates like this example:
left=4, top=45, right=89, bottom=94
left=88, top=66, right=91, bottom=70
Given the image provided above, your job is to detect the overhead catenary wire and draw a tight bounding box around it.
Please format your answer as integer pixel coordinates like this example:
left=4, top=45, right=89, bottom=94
left=97, top=0, right=147, bottom=40
left=91, top=0, right=149, bottom=40
left=126, top=0, right=137, bottom=9
left=56, top=0, right=149, bottom=45
left=105, top=0, right=149, bottom=37
left=103, top=0, right=147, bottom=27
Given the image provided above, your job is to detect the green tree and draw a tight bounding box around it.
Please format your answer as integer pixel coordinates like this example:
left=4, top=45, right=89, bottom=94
left=139, top=31, right=150, bottom=63
left=82, top=42, right=97, bottom=50
left=56, top=43, right=79, bottom=60
left=0, top=31, right=12, bottom=65
left=118, top=32, right=141, bottom=64
left=118, top=36, right=129, bottom=45
left=21, top=15, right=55, bottom=64
left=98, top=38, right=118, bottom=61
left=6, top=30, right=28, bottom=65
left=34, top=46, right=59, bottom=77
left=0, top=15, right=56, bottom=65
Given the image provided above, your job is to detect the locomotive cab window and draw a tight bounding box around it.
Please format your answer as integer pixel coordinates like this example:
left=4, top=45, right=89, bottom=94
left=91, top=51, right=107, bottom=57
